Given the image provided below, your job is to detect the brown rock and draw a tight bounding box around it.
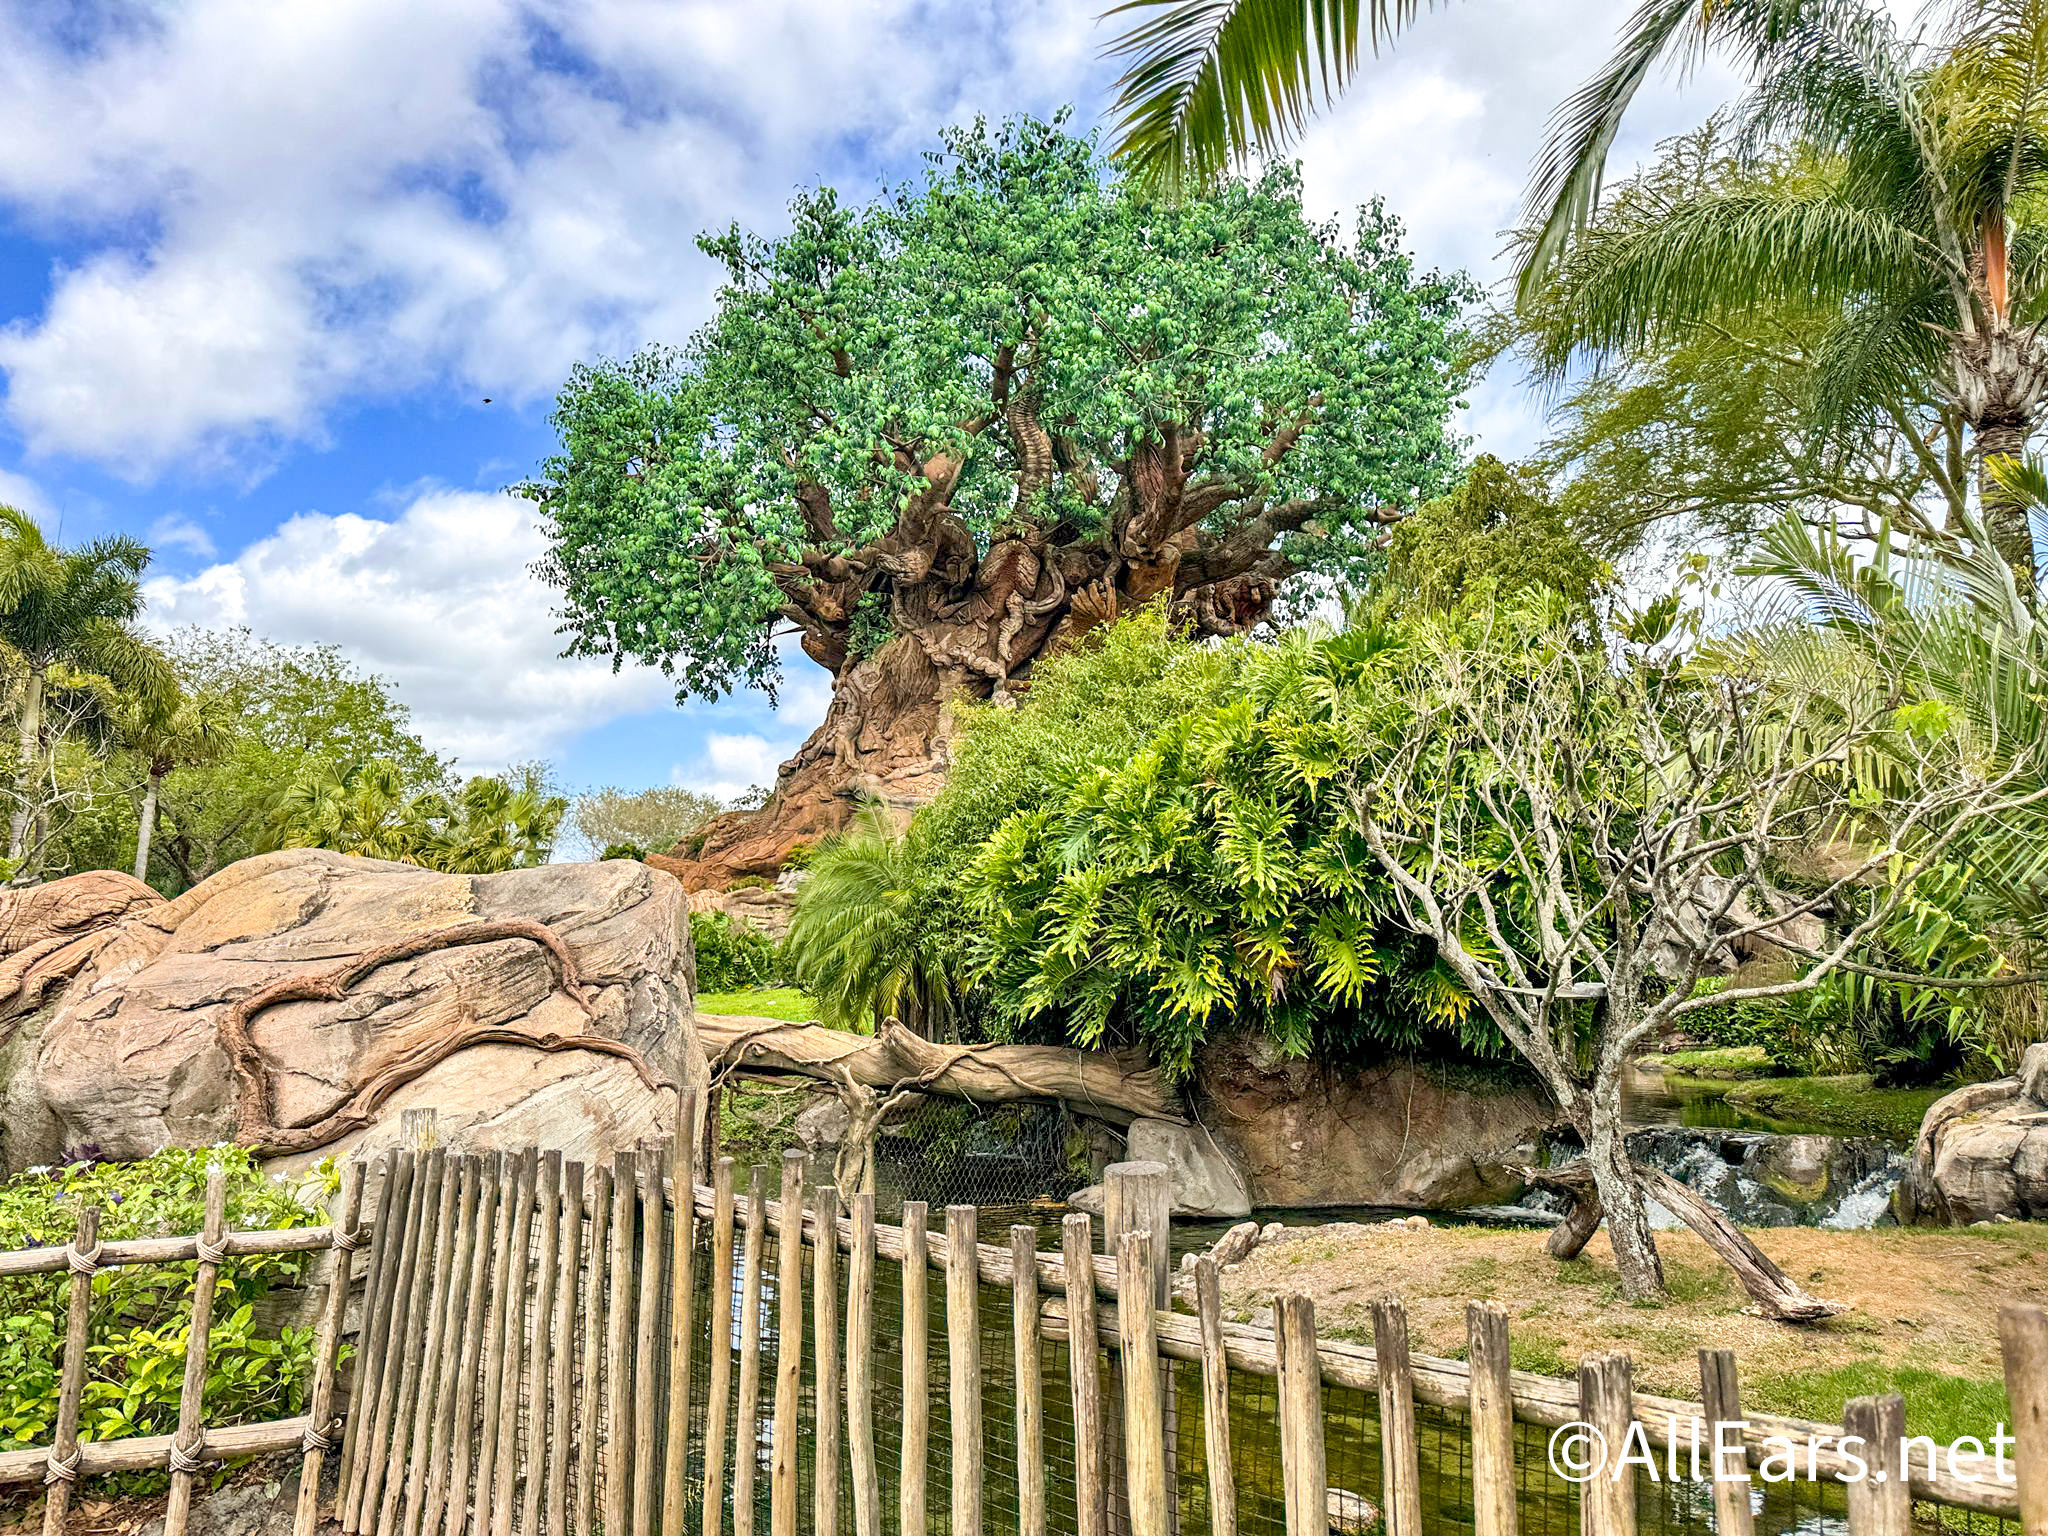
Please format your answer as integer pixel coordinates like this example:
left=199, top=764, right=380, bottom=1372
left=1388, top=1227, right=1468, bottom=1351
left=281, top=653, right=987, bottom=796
left=1, top=850, right=701, bottom=1173
left=1899, top=1054, right=2048, bottom=1224
left=1194, top=1033, right=1559, bottom=1210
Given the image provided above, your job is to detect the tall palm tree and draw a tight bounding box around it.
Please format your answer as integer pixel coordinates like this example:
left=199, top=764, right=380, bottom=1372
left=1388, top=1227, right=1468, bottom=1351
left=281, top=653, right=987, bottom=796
left=111, top=687, right=229, bottom=884
left=0, top=506, right=175, bottom=879
left=1524, top=2, right=2048, bottom=590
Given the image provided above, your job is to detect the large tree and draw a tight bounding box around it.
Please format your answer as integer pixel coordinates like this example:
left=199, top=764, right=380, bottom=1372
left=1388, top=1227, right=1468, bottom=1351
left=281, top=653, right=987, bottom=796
left=523, top=117, right=1469, bottom=884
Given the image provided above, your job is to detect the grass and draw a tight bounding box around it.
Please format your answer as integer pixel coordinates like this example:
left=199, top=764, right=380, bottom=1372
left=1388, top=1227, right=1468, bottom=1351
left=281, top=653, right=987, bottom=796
left=1723, top=1074, right=1948, bottom=1139
left=694, top=985, right=818, bottom=1020
left=1645, top=1044, right=1776, bottom=1078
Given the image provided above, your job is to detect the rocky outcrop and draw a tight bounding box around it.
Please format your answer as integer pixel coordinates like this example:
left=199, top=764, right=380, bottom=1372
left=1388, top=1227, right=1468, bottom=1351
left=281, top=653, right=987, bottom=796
left=684, top=882, right=798, bottom=941
left=1899, top=1043, right=2048, bottom=1225
left=0, top=850, right=702, bottom=1174
left=1124, top=1117, right=1252, bottom=1218
left=1193, top=1034, right=1559, bottom=1210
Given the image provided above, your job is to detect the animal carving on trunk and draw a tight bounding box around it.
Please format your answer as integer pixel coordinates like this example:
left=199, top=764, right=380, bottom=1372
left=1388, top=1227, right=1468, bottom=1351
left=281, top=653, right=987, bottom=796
left=522, top=119, right=1468, bottom=886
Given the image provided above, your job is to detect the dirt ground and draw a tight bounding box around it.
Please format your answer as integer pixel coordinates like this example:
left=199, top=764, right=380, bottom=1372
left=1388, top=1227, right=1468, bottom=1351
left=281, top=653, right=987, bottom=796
left=1216, top=1218, right=2048, bottom=1433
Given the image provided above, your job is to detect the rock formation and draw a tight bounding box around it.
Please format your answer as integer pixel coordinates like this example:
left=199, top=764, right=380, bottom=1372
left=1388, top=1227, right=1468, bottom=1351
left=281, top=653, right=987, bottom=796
left=0, top=849, right=703, bottom=1175
left=1193, top=1033, right=1560, bottom=1210
left=1898, top=1042, right=2048, bottom=1224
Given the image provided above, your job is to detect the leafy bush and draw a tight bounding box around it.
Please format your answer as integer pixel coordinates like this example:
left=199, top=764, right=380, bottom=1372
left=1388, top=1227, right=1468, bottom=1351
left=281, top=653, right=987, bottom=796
left=691, top=910, right=784, bottom=992
left=0, top=1147, right=328, bottom=1465
left=599, top=841, right=646, bottom=861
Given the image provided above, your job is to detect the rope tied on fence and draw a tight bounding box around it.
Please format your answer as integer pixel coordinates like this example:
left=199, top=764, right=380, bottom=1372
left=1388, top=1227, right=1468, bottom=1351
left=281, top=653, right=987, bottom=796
left=167, top=1436, right=210, bottom=1475
left=301, top=1418, right=340, bottom=1454
left=42, top=1446, right=79, bottom=1485
left=195, top=1236, right=230, bottom=1266
left=331, top=1224, right=362, bottom=1252
left=65, top=1232, right=102, bottom=1274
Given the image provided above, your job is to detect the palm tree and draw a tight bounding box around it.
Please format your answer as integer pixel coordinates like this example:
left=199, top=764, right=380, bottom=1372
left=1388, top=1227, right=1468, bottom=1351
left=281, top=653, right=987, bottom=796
left=1523, top=2, right=2048, bottom=590
left=111, top=687, right=229, bottom=884
left=0, top=506, right=175, bottom=880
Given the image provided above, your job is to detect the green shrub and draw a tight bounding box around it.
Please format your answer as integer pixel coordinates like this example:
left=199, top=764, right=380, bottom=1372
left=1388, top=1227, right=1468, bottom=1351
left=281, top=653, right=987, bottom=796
left=599, top=841, right=646, bottom=861
left=691, top=910, right=784, bottom=992
left=0, top=1148, right=328, bottom=1468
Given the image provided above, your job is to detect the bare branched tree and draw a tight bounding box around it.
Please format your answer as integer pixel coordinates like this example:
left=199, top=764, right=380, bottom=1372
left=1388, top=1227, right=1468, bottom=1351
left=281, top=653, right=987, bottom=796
left=1348, top=601, right=2048, bottom=1301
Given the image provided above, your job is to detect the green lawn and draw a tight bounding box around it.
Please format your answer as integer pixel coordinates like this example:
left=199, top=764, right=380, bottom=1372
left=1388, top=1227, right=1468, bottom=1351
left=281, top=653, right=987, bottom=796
left=694, top=985, right=818, bottom=1020
left=1724, top=1073, right=1949, bottom=1140
left=1646, top=1044, right=1775, bottom=1078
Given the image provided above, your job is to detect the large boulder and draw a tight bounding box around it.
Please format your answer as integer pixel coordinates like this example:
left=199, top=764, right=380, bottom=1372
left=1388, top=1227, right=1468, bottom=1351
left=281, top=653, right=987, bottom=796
left=1125, top=1118, right=1252, bottom=1218
left=0, top=850, right=702, bottom=1174
left=1193, top=1033, right=1559, bottom=1210
left=1899, top=1044, right=2048, bottom=1225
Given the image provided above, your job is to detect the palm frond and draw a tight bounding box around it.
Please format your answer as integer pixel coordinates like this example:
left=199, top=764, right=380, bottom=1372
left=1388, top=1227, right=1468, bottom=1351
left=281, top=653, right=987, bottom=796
left=1102, top=0, right=1429, bottom=195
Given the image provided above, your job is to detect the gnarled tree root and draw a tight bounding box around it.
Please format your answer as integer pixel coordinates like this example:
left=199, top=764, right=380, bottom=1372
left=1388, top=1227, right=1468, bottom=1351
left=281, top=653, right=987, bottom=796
left=219, top=918, right=668, bottom=1156
left=1525, top=1160, right=1847, bottom=1323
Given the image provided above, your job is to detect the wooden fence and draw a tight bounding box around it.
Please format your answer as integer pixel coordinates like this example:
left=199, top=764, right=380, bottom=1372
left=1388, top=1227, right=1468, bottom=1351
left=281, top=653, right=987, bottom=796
left=0, top=1157, right=364, bottom=1536
left=327, top=1103, right=2048, bottom=1536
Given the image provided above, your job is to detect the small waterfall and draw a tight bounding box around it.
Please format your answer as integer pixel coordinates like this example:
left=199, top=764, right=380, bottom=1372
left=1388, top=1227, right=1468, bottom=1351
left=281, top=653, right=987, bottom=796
left=1628, top=1127, right=1906, bottom=1229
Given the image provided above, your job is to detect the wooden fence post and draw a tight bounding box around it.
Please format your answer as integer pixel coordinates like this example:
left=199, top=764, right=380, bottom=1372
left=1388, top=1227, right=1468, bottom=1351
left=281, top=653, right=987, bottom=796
left=1103, top=1162, right=1170, bottom=1536
left=1062, top=1213, right=1106, bottom=1536
left=947, top=1204, right=984, bottom=1536
left=1842, top=1394, right=1909, bottom=1536
left=487, top=1150, right=538, bottom=1536
left=295, top=1157, right=365, bottom=1536
left=770, top=1151, right=805, bottom=1536
left=812, top=1185, right=844, bottom=1536
left=41, top=1204, right=100, bottom=1536
left=373, top=1148, right=449, bottom=1536
left=1466, top=1302, right=1517, bottom=1536
left=605, top=1149, right=639, bottom=1536
left=663, top=1092, right=702, bottom=1536
left=2000, top=1303, right=2046, bottom=1536
left=164, top=1164, right=230, bottom=1536
left=546, top=1163, right=586, bottom=1536
left=634, top=1147, right=666, bottom=1536
left=578, top=1162, right=613, bottom=1536
left=702, top=1159, right=738, bottom=1536
left=337, top=1146, right=403, bottom=1523
left=1193, top=1256, right=1236, bottom=1536
left=345, top=1147, right=425, bottom=1532
left=1373, top=1294, right=1422, bottom=1536
left=1012, top=1225, right=1046, bottom=1536
left=398, top=1153, right=466, bottom=1536
left=520, top=1151, right=566, bottom=1536
left=419, top=1156, right=483, bottom=1536
left=1578, top=1353, right=1637, bottom=1536
left=732, top=1166, right=768, bottom=1536
left=1116, top=1230, right=1167, bottom=1536
left=1698, top=1349, right=1754, bottom=1536
left=899, top=1202, right=930, bottom=1536
left=449, top=1157, right=505, bottom=1536
left=1275, top=1294, right=1326, bottom=1536
left=847, top=1192, right=880, bottom=1536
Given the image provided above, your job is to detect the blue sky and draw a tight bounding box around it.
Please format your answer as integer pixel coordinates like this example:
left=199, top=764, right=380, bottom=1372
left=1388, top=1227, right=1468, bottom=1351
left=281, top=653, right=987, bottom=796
left=0, top=0, right=1733, bottom=799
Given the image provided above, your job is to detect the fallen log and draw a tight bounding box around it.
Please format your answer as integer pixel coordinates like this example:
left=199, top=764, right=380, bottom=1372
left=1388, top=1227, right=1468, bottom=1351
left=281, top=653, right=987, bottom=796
left=1521, top=1161, right=1846, bottom=1323
left=694, top=1014, right=1185, bottom=1125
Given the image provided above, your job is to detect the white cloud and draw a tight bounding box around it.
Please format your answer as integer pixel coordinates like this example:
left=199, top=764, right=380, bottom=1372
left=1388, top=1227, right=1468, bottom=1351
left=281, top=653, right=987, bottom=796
left=145, top=513, right=217, bottom=560
left=0, top=466, right=50, bottom=518
left=142, top=487, right=675, bottom=770
left=669, top=730, right=806, bottom=803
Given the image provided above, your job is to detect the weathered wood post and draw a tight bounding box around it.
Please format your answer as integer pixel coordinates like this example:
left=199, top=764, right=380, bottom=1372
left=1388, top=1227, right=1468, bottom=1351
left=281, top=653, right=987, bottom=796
left=165, top=1164, right=231, bottom=1536
left=295, top=1157, right=365, bottom=1536
left=1193, top=1256, right=1237, bottom=1536
left=770, top=1151, right=806, bottom=1536
left=947, top=1204, right=984, bottom=1536
left=1275, top=1294, right=1326, bottom=1536
left=1063, top=1213, right=1107, bottom=1536
left=1842, top=1394, right=1909, bottom=1536
left=375, top=1147, right=449, bottom=1536
left=900, top=1202, right=931, bottom=1536
left=605, top=1149, right=639, bottom=1536
left=1373, top=1294, right=1422, bottom=1536
left=702, top=1158, right=738, bottom=1536
left=399, top=1153, right=466, bottom=1536
left=634, top=1146, right=666, bottom=1536
left=346, top=1143, right=428, bottom=1532
left=520, top=1151, right=566, bottom=1536
left=487, top=1150, right=538, bottom=1536
left=337, top=1146, right=404, bottom=1524
left=847, top=1191, right=881, bottom=1536
left=545, top=1162, right=586, bottom=1536
left=663, top=1090, right=702, bottom=1536
left=1012, top=1224, right=1046, bottom=1536
left=1116, top=1230, right=1168, bottom=1536
left=452, top=1156, right=506, bottom=1536
left=1103, top=1162, right=1171, bottom=1536
left=1577, top=1353, right=1637, bottom=1536
left=2000, top=1303, right=2046, bottom=1536
left=1466, top=1302, right=1517, bottom=1536
left=1698, top=1350, right=1754, bottom=1536
left=578, top=1162, right=614, bottom=1536
left=732, top=1166, right=769, bottom=1536
left=41, top=1204, right=100, bottom=1536
left=812, top=1185, right=844, bottom=1536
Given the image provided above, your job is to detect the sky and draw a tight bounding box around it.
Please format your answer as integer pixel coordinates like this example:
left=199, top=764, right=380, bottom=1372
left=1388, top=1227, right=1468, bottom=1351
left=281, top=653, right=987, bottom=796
left=0, top=0, right=1743, bottom=798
